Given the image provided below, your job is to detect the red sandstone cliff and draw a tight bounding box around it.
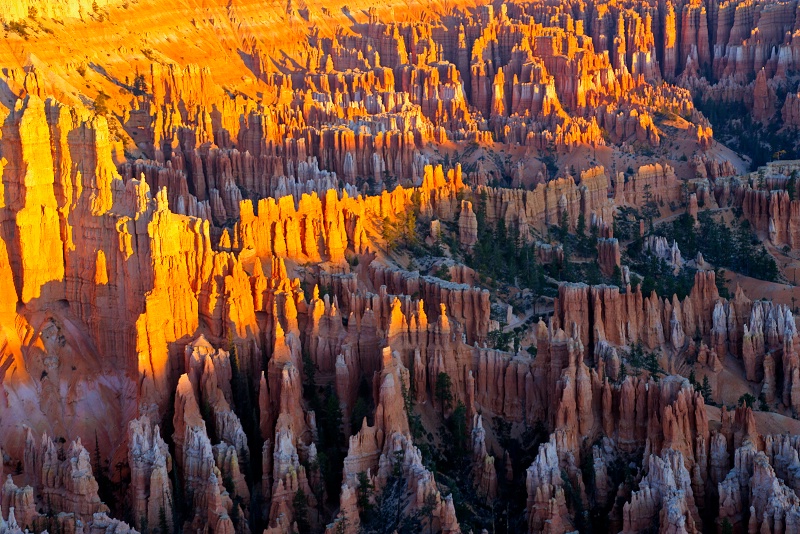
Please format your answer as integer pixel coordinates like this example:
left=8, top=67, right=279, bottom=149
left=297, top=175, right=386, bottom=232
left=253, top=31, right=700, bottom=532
left=0, top=1, right=794, bottom=533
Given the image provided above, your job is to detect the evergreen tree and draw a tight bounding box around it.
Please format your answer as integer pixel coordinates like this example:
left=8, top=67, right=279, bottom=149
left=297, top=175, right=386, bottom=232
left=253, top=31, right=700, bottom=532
left=701, top=376, right=713, bottom=404
left=228, top=340, right=254, bottom=472
left=722, top=519, right=733, bottom=534
left=133, top=73, right=148, bottom=96
left=642, top=183, right=659, bottom=228
left=94, top=92, right=110, bottom=115
left=293, top=489, right=310, bottom=533
left=317, top=386, right=345, bottom=500
left=644, top=352, right=663, bottom=382
left=302, top=350, right=317, bottom=397
left=360, top=449, right=424, bottom=534
left=435, top=372, right=453, bottom=417
left=738, top=393, right=756, bottom=408
left=356, top=471, right=374, bottom=513
left=559, top=210, right=569, bottom=240
left=576, top=212, right=586, bottom=237
left=321, top=387, right=344, bottom=448
left=420, top=492, right=437, bottom=534
left=350, top=397, right=369, bottom=433
left=612, top=265, right=623, bottom=288
left=448, top=402, right=469, bottom=464
left=158, top=506, right=168, bottom=534
left=617, top=362, right=627, bottom=384
left=94, top=432, right=102, bottom=477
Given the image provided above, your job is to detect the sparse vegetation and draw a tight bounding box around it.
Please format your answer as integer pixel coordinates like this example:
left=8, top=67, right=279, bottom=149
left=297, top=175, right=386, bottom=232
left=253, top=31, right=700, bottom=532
left=625, top=341, right=663, bottom=381
left=94, top=92, right=110, bottom=115
left=382, top=207, right=420, bottom=253
left=738, top=393, right=756, bottom=409
left=465, top=190, right=548, bottom=294
left=7, top=19, right=30, bottom=38
left=654, top=212, right=779, bottom=282
left=697, top=99, right=799, bottom=169
left=434, top=372, right=453, bottom=417
left=7, top=6, right=800, bottom=534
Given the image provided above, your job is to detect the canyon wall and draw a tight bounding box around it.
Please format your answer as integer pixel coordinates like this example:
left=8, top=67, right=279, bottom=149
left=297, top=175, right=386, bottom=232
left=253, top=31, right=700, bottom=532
left=0, top=1, right=795, bottom=533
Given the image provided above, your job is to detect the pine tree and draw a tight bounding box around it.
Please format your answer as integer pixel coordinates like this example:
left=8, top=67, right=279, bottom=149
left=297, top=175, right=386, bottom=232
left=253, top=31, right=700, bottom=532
left=435, top=372, right=453, bottom=418
left=228, top=340, right=254, bottom=473
left=293, top=489, right=310, bottom=533
left=738, top=393, right=756, bottom=408
left=321, top=387, right=344, bottom=449
left=644, top=352, right=663, bottom=382
left=158, top=506, right=168, bottom=534
left=612, top=265, right=623, bottom=288
left=617, top=363, right=627, bottom=384
left=576, top=212, right=586, bottom=237
left=94, top=432, right=102, bottom=477
left=350, top=397, right=368, bottom=433
left=559, top=210, right=569, bottom=240
left=356, top=471, right=374, bottom=513
left=421, top=492, right=437, bottom=534
left=642, top=184, right=658, bottom=229
left=722, top=519, right=733, bottom=534
left=448, top=402, right=468, bottom=463
left=94, top=92, right=110, bottom=115
left=701, top=376, right=713, bottom=404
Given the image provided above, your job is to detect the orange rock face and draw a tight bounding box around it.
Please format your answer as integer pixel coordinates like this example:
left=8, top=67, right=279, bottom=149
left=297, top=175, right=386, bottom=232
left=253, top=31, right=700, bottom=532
left=0, top=1, right=794, bottom=533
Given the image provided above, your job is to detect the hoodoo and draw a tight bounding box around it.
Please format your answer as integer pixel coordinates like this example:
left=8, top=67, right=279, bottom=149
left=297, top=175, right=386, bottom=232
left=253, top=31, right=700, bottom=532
left=0, top=1, right=798, bottom=533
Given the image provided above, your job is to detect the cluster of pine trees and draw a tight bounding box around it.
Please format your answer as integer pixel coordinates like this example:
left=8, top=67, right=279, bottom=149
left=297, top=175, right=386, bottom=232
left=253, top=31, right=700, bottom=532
left=655, top=212, right=779, bottom=283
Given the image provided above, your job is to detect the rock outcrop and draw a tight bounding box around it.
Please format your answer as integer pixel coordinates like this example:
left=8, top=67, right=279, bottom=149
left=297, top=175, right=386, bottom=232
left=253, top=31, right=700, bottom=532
left=0, top=1, right=796, bottom=533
